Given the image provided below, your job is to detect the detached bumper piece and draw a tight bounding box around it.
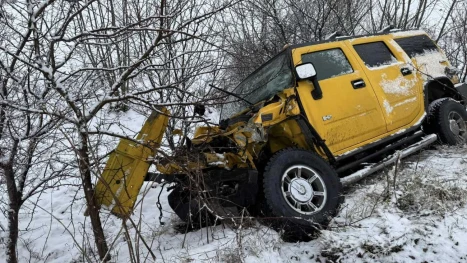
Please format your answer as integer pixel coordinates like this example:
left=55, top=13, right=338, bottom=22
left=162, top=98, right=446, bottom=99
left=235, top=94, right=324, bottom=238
left=94, top=108, right=169, bottom=219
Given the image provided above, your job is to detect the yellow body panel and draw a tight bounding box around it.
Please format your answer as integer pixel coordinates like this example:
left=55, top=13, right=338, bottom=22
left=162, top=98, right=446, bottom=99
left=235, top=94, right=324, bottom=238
left=290, top=35, right=428, bottom=156
left=346, top=36, right=424, bottom=132
left=95, top=108, right=169, bottom=218
left=292, top=41, right=388, bottom=154
left=268, top=119, right=310, bottom=153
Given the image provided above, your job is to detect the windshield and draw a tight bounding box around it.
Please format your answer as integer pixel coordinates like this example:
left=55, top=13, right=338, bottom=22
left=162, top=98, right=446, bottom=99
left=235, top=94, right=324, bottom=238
left=220, top=51, right=293, bottom=120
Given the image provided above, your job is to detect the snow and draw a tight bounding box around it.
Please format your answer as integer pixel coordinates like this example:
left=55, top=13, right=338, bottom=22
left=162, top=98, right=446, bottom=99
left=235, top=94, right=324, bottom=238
left=204, top=107, right=220, bottom=124
left=392, top=128, right=407, bottom=136
left=100, top=183, right=125, bottom=212
left=377, top=25, right=395, bottom=33
left=329, top=145, right=467, bottom=262
left=2, top=110, right=467, bottom=263
left=0, top=156, right=8, bottom=164
left=4, top=143, right=467, bottom=262
left=383, top=99, right=393, bottom=114
left=379, top=72, right=417, bottom=96
left=391, top=30, right=427, bottom=38
left=366, top=58, right=401, bottom=70
left=413, top=50, right=448, bottom=79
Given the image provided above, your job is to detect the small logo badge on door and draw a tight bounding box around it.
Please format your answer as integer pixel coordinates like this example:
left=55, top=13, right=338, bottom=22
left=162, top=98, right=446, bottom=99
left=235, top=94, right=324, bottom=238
left=322, top=115, right=332, bottom=121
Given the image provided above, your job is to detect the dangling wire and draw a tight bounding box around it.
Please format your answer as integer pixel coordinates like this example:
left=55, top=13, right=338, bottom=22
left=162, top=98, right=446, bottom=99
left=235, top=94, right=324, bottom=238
left=156, top=182, right=167, bottom=226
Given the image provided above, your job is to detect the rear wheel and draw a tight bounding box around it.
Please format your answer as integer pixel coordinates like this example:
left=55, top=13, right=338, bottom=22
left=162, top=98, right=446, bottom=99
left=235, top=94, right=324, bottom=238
left=427, top=99, right=467, bottom=145
left=262, top=148, right=343, bottom=240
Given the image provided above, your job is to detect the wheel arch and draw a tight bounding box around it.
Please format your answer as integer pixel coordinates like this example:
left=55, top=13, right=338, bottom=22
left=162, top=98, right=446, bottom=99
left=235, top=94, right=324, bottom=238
left=263, top=116, right=336, bottom=166
left=424, top=77, right=464, bottom=104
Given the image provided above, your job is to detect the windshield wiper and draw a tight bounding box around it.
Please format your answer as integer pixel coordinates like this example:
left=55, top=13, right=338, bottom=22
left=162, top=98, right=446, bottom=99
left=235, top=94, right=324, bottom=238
left=209, top=84, right=254, bottom=106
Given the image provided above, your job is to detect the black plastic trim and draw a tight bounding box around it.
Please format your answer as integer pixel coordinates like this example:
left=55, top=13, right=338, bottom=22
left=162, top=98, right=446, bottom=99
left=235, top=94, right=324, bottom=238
left=293, top=91, right=336, bottom=165
left=336, top=131, right=424, bottom=173
left=335, top=124, right=423, bottom=163
left=351, top=79, right=366, bottom=89
left=425, top=77, right=466, bottom=104
left=455, top=83, right=467, bottom=100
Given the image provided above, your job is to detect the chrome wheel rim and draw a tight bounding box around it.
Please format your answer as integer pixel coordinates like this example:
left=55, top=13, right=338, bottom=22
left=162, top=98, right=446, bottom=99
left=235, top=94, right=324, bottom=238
left=281, top=165, right=327, bottom=215
left=448, top=111, right=467, bottom=143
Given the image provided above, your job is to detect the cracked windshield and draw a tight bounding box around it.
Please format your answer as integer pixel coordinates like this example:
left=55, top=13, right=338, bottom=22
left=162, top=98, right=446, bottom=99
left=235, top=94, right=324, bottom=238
left=220, top=52, right=294, bottom=120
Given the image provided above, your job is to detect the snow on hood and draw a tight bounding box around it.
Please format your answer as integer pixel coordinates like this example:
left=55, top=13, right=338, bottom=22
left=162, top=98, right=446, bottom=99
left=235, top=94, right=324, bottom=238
left=413, top=50, right=448, bottom=79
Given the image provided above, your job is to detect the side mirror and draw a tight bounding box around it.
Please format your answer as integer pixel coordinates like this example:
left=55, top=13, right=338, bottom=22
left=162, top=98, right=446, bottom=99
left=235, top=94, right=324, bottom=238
left=295, top=63, right=317, bottom=79
left=296, top=63, right=322, bottom=100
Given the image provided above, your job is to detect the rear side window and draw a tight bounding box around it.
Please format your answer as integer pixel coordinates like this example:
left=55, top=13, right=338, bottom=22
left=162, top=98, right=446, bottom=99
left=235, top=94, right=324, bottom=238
left=353, top=41, right=398, bottom=69
left=301, top=48, right=353, bottom=81
left=394, top=35, right=439, bottom=57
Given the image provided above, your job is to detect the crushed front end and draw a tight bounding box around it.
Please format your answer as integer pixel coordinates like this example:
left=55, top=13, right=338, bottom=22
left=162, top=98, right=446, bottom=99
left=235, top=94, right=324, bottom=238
left=154, top=115, right=269, bottom=222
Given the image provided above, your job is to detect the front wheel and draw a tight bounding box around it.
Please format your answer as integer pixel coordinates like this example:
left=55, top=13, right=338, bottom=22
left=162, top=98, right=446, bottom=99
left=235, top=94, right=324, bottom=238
left=262, top=148, right=343, bottom=238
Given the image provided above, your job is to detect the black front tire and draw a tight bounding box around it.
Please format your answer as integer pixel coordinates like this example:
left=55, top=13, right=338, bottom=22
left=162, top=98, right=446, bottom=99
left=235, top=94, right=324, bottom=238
left=167, top=185, right=215, bottom=228
left=262, top=148, right=343, bottom=239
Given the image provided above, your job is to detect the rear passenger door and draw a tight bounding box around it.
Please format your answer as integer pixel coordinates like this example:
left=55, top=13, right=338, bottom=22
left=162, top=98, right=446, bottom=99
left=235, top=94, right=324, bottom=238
left=346, top=36, right=424, bottom=132
left=293, top=42, right=387, bottom=155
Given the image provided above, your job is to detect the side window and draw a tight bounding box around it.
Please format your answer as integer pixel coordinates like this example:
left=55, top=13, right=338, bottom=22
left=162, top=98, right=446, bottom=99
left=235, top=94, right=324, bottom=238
left=394, top=35, right=439, bottom=58
left=353, top=41, right=398, bottom=69
left=301, top=48, right=353, bottom=81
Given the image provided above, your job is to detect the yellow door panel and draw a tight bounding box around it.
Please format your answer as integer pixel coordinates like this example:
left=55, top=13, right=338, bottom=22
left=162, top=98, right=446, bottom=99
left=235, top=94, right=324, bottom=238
left=346, top=36, right=424, bottom=131
left=94, top=108, right=169, bottom=218
left=292, top=42, right=387, bottom=154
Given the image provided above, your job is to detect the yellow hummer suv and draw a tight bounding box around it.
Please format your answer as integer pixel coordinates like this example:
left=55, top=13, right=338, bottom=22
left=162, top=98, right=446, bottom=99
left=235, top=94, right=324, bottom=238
left=96, top=30, right=467, bottom=238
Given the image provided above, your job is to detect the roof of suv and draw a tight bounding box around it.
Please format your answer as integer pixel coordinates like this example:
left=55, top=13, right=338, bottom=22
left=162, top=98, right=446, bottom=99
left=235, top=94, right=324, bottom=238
left=288, top=29, right=427, bottom=50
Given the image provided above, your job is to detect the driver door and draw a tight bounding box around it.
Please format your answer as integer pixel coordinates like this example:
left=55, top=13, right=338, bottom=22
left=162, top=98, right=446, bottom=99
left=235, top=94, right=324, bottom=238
left=292, top=42, right=387, bottom=155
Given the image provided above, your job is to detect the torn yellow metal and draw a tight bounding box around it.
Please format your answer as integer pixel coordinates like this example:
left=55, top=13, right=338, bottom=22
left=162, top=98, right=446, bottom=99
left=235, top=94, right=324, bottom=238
left=94, top=108, right=169, bottom=218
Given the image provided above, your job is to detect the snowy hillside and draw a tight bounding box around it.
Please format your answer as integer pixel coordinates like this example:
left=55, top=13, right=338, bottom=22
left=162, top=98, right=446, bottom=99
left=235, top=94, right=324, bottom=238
left=1, top=126, right=466, bottom=263
left=2, top=1, right=467, bottom=262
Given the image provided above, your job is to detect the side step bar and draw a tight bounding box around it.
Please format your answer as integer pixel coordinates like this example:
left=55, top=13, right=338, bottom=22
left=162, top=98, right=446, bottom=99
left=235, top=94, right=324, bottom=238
left=336, top=131, right=424, bottom=173
left=340, top=134, right=437, bottom=187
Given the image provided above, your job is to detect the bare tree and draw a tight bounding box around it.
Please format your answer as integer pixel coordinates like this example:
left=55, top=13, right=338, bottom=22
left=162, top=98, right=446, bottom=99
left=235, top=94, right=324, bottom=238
left=1, top=0, right=236, bottom=261
left=439, top=1, right=467, bottom=82
left=436, top=0, right=458, bottom=43
left=0, top=70, right=71, bottom=263
left=219, top=0, right=370, bottom=83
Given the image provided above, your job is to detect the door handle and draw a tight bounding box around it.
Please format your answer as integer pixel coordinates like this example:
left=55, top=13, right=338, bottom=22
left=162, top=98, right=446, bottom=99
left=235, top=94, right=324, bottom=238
left=351, top=79, right=366, bottom=89
left=401, top=67, right=412, bottom=76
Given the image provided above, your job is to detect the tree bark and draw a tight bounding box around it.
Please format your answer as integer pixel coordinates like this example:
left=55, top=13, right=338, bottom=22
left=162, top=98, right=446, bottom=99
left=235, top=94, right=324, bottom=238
left=78, top=133, right=110, bottom=261
left=5, top=169, right=20, bottom=263
left=3, top=140, right=20, bottom=263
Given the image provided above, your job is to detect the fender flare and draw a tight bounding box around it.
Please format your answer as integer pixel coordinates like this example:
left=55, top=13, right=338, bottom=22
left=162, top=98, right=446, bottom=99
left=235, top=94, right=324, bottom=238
left=424, top=77, right=465, bottom=104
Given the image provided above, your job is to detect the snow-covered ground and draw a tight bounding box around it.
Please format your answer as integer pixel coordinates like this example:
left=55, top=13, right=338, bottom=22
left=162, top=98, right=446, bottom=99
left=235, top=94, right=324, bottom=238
left=1, top=111, right=467, bottom=263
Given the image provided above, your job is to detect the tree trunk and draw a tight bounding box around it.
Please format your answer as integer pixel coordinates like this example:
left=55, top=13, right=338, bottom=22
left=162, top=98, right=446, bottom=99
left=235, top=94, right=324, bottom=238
left=4, top=167, right=20, bottom=263
left=6, top=205, right=19, bottom=263
left=78, top=133, right=110, bottom=261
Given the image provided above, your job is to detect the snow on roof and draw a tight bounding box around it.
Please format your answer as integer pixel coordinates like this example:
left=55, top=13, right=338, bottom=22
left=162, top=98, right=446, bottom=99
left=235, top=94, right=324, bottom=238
left=391, top=29, right=427, bottom=38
